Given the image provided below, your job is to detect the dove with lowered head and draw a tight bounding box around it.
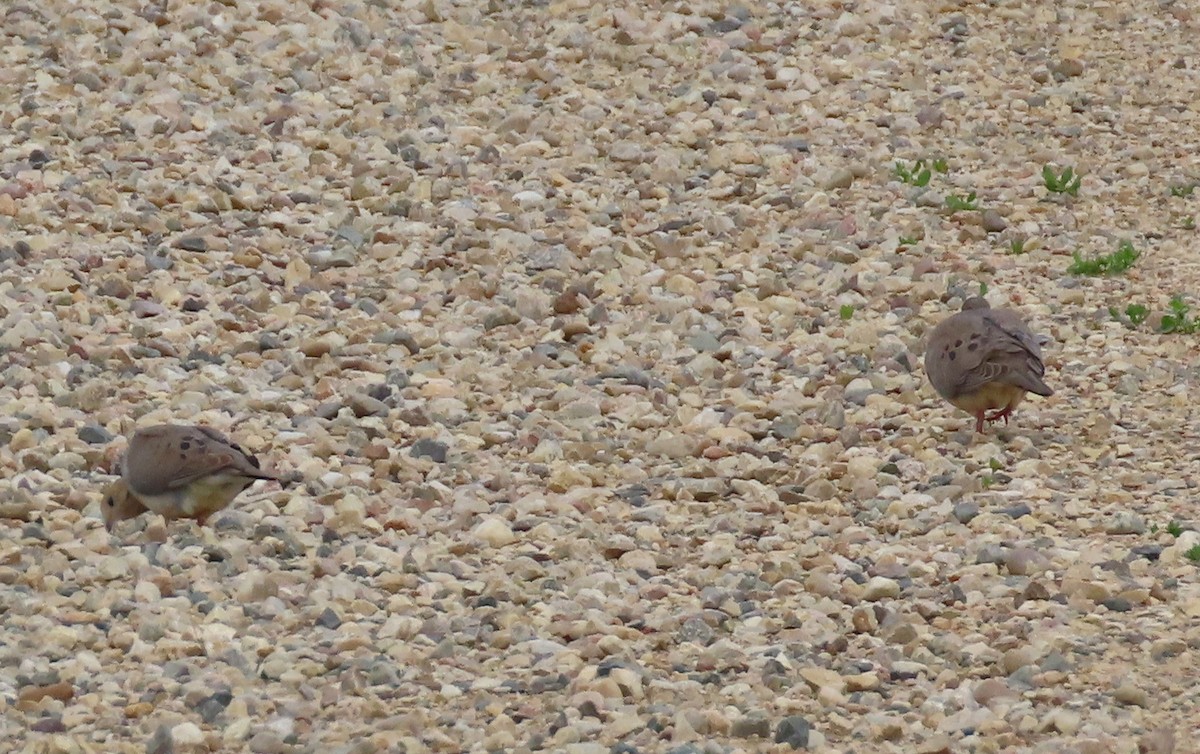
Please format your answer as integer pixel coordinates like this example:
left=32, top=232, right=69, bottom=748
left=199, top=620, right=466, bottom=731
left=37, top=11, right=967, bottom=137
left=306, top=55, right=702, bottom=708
left=924, top=296, right=1053, bottom=433
left=101, top=424, right=282, bottom=531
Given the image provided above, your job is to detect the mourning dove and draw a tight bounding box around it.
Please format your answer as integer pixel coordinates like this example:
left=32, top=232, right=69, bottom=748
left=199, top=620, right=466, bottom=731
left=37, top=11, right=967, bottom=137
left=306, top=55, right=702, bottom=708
left=101, top=424, right=282, bottom=531
left=924, top=297, right=1053, bottom=433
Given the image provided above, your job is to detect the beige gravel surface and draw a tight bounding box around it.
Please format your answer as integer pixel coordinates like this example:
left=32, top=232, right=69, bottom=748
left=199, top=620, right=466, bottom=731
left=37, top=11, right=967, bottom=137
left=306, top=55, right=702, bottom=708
left=2, top=0, right=1200, bottom=752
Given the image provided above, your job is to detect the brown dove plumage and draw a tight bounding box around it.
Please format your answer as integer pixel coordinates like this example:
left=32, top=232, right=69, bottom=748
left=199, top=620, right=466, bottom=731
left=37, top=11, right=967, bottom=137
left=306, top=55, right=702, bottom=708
left=924, top=297, right=1053, bottom=433
left=101, top=424, right=282, bottom=531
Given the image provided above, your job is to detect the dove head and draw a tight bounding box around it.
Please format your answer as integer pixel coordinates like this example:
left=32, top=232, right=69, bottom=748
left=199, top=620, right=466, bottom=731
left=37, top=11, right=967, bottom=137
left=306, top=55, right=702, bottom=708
left=101, top=479, right=147, bottom=532
left=961, top=296, right=991, bottom=312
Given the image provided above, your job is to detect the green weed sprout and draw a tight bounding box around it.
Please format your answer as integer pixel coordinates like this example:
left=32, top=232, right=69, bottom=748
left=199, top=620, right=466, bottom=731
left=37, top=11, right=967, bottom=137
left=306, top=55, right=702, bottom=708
left=1043, top=165, right=1081, bottom=196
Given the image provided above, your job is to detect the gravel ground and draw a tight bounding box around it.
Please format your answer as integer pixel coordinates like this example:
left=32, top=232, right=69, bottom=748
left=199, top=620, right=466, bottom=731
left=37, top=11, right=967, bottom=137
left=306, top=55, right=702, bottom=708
left=2, top=0, right=1199, bottom=752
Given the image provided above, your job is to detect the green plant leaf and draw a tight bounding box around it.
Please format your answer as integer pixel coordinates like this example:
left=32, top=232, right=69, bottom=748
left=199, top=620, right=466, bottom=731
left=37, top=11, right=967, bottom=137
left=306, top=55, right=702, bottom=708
left=1067, top=241, right=1139, bottom=276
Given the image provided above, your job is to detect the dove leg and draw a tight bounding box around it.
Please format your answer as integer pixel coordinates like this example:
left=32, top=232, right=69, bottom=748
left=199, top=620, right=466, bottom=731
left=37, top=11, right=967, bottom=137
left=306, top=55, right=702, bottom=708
left=985, top=406, right=1014, bottom=425
left=974, top=411, right=986, bottom=433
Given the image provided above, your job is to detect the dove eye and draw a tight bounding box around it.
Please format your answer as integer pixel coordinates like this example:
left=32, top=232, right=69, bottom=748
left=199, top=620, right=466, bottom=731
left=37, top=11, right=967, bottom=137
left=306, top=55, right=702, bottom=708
left=105, top=497, right=114, bottom=508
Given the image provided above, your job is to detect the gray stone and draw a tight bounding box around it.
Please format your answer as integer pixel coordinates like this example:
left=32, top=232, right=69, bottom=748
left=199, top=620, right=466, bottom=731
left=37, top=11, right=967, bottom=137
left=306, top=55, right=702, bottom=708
left=77, top=424, right=114, bottom=444
left=410, top=438, right=449, bottom=463
left=952, top=502, right=979, bottom=523
left=731, top=716, right=771, bottom=738
left=146, top=725, right=173, bottom=754
left=316, top=607, right=342, bottom=629
left=173, top=235, right=208, bottom=252
left=775, top=716, right=810, bottom=749
left=981, top=209, right=1007, bottom=232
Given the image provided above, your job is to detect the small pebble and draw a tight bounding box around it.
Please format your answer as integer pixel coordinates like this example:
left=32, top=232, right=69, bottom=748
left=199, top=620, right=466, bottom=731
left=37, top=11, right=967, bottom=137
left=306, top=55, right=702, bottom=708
left=981, top=209, right=1007, bottom=233
left=862, top=577, right=901, bottom=601
left=774, top=716, right=810, bottom=749
left=1113, top=684, right=1148, bottom=707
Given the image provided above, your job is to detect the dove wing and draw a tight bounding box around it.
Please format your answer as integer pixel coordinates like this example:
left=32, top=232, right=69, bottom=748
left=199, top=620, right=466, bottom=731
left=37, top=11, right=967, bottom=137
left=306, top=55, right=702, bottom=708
left=123, top=425, right=277, bottom=496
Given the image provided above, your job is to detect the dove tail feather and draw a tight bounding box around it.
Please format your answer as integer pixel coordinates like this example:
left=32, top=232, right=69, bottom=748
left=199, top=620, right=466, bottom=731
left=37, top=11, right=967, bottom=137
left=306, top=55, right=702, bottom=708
left=1012, top=370, right=1053, bottom=397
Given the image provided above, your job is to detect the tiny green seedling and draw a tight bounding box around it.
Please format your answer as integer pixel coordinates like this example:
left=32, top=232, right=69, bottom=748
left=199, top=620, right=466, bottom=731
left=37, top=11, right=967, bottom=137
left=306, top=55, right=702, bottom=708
left=894, top=160, right=932, bottom=187
left=945, top=191, right=979, bottom=212
left=1166, top=520, right=1184, bottom=538
left=1043, top=165, right=1081, bottom=196
left=1067, top=240, right=1140, bottom=276
left=1185, top=544, right=1200, bottom=562
left=1159, top=294, right=1200, bottom=334
left=1008, top=237, right=1029, bottom=255
left=1181, top=216, right=1196, bottom=231
left=1170, top=183, right=1195, bottom=198
left=981, top=457, right=1005, bottom=489
left=1108, top=303, right=1149, bottom=329
left=893, top=158, right=947, bottom=187
left=978, top=282, right=989, bottom=296
left=839, top=304, right=855, bottom=321
left=898, top=235, right=918, bottom=247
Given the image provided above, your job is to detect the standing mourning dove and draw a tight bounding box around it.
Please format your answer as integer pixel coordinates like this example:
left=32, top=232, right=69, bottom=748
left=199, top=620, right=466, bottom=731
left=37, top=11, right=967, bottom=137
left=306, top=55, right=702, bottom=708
left=924, top=296, right=1053, bottom=433
left=101, top=424, right=282, bottom=531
